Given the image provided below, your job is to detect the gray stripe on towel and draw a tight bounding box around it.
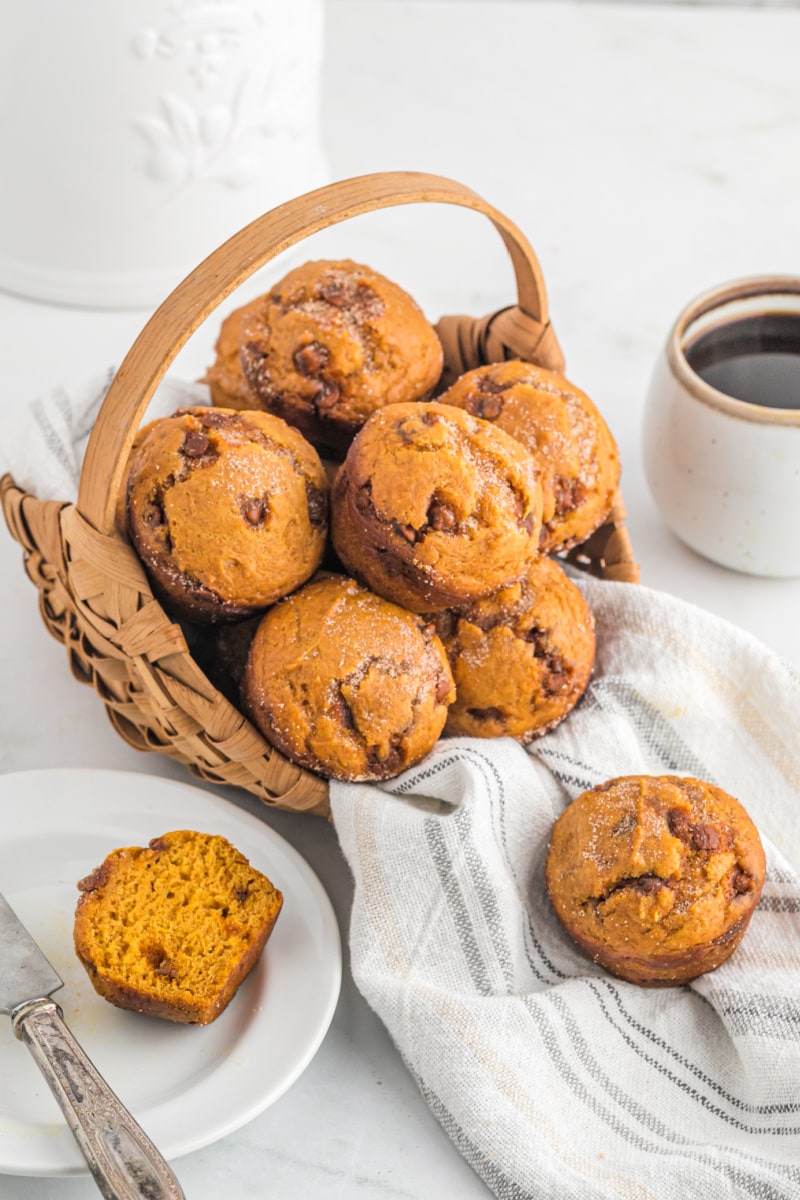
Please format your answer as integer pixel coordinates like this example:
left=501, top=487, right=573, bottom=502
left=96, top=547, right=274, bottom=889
left=589, top=678, right=715, bottom=779
left=713, top=991, right=800, bottom=1040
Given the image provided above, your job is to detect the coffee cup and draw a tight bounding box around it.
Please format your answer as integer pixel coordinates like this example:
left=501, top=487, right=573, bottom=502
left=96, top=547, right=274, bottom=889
left=642, top=276, right=800, bottom=577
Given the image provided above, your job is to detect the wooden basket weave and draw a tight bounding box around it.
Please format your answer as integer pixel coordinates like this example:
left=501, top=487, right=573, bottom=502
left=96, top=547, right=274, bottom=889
left=1, top=171, right=638, bottom=819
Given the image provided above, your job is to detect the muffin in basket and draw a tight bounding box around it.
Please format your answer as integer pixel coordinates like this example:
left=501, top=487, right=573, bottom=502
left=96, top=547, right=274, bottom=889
left=439, top=360, right=620, bottom=554
left=126, top=406, right=329, bottom=623
left=74, top=830, right=283, bottom=1025
left=202, top=297, right=265, bottom=411
left=545, top=775, right=766, bottom=986
left=331, top=401, right=543, bottom=613
left=203, top=258, right=443, bottom=457
left=242, top=574, right=455, bottom=782
left=432, top=555, right=595, bottom=742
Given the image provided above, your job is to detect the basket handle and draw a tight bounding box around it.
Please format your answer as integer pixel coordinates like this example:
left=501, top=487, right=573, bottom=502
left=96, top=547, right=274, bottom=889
left=78, top=171, right=559, bottom=536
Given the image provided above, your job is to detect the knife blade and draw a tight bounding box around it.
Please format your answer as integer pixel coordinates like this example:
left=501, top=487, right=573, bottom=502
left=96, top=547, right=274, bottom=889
left=0, top=892, right=63, bottom=1013
left=0, top=891, right=184, bottom=1200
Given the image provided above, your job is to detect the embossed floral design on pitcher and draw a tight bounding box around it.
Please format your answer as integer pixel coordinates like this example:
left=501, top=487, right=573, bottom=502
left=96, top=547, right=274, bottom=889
left=132, top=2, right=317, bottom=191
left=0, top=0, right=326, bottom=307
left=131, top=1, right=261, bottom=87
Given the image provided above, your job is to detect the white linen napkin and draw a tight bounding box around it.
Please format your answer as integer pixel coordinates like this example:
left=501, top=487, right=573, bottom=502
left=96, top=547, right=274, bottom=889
left=330, top=578, right=800, bottom=1199
left=7, top=376, right=800, bottom=1199
left=0, top=371, right=210, bottom=503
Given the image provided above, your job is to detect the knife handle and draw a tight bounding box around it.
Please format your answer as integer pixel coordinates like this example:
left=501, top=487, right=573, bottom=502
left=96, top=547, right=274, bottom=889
left=12, top=997, right=185, bottom=1200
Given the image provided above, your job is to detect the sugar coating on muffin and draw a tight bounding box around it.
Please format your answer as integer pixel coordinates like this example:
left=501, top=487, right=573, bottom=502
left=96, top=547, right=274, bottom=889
left=433, top=556, right=595, bottom=742
left=203, top=259, right=443, bottom=457
left=126, top=406, right=329, bottom=622
left=331, top=401, right=543, bottom=613
left=74, top=830, right=283, bottom=1024
left=242, top=574, right=455, bottom=782
left=439, top=360, right=620, bottom=554
left=545, top=775, right=766, bottom=986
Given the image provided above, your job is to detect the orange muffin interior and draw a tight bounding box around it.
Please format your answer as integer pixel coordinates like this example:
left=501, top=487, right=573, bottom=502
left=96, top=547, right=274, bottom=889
left=74, top=830, right=283, bottom=1024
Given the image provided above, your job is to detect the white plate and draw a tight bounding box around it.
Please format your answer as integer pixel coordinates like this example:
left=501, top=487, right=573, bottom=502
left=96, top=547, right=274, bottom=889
left=0, top=768, right=341, bottom=1177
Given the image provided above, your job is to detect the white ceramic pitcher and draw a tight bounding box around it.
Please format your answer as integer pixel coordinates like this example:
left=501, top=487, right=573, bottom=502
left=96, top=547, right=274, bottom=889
left=0, top=0, right=328, bottom=308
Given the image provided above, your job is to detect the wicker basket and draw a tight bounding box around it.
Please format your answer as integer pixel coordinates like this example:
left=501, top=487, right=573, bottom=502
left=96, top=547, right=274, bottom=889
left=1, top=171, right=638, bottom=820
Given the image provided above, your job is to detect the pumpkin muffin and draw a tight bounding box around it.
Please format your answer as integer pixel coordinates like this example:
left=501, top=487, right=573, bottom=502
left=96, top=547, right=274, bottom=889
left=242, top=574, right=455, bottom=782
left=331, top=401, right=543, bottom=613
left=433, top=556, right=595, bottom=742
left=115, top=417, right=159, bottom=536
left=203, top=297, right=265, bottom=410
left=203, top=259, right=443, bottom=457
left=545, top=775, right=766, bottom=987
left=126, top=406, right=329, bottom=623
left=74, top=830, right=283, bottom=1025
left=439, top=360, right=620, bottom=554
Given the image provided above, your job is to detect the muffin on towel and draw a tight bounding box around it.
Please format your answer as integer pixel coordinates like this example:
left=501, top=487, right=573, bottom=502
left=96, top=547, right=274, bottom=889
left=545, top=775, right=766, bottom=986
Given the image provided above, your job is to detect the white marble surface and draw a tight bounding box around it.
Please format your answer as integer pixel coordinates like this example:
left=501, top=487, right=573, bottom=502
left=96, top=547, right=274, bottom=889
left=1, top=2, right=800, bottom=1196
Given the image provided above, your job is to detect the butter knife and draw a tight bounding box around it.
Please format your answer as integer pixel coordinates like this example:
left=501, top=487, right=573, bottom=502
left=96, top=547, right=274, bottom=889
left=0, top=891, right=184, bottom=1199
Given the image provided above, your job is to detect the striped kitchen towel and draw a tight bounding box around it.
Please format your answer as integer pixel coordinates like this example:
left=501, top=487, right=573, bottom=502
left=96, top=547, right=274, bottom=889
left=0, top=371, right=210, bottom=503
left=330, top=573, right=800, bottom=1200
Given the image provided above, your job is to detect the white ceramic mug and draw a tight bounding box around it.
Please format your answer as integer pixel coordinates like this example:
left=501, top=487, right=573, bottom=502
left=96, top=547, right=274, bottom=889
left=0, top=0, right=327, bottom=309
left=642, top=276, right=800, bottom=577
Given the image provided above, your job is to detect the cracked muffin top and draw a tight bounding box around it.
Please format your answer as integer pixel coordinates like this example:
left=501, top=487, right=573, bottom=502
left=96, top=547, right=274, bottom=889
left=545, top=775, right=766, bottom=986
left=432, top=555, right=595, bottom=743
left=331, top=401, right=543, bottom=613
left=203, top=259, right=443, bottom=457
left=242, top=574, right=455, bottom=782
left=126, top=406, right=329, bottom=623
left=439, top=360, right=620, bottom=554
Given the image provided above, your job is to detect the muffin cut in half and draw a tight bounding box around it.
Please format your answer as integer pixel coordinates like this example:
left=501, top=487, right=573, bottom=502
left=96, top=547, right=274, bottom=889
left=74, top=830, right=283, bottom=1024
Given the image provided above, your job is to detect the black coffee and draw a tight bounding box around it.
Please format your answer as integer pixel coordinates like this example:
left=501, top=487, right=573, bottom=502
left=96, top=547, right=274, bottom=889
left=685, top=312, right=800, bottom=410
